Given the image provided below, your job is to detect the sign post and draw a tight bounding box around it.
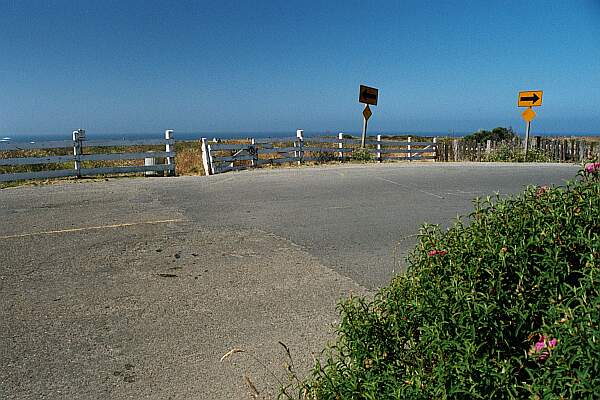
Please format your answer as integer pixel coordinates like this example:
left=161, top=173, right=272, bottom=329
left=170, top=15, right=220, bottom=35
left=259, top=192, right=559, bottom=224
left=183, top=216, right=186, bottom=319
left=361, top=104, right=372, bottom=148
left=359, top=85, right=378, bottom=148
left=518, top=90, right=543, bottom=157
left=524, top=117, right=531, bottom=155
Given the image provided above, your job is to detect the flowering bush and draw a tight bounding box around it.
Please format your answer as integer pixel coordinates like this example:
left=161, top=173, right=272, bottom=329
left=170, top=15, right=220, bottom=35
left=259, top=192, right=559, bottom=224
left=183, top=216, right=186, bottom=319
left=427, top=249, right=448, bottom=257
left=585, top=162, right=600, bottom=174
left=298, top=168, right=599, bottom=399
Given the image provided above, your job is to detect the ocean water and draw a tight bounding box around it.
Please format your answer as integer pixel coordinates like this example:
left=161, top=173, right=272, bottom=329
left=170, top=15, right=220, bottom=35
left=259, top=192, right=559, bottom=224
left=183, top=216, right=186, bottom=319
left=1, top=131, right=294, bottom=143
left=0, top=131, right=430, bottom=143
left=1, top=131, right=598, bottom=144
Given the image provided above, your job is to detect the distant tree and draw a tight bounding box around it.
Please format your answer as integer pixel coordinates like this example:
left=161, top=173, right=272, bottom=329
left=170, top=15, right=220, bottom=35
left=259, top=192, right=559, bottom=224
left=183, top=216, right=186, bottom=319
left=464, top=127, right=517, bottom=142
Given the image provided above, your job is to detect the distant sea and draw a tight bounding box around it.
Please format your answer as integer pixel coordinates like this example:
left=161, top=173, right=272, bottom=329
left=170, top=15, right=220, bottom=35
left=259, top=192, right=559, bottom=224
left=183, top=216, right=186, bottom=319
left=1, top=131, right=598, bottom=143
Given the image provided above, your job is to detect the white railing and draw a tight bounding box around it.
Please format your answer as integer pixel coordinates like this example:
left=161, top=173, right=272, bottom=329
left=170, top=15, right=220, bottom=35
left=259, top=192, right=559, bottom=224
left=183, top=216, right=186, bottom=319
left=201, top=130, right=437, bottom=175
left=0, top=129, right=176, bottom=182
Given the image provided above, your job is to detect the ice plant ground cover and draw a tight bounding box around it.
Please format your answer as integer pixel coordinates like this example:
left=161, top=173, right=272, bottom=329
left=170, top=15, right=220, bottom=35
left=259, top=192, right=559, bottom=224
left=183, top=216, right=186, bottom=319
left=293, top=166, right=600, bottom=399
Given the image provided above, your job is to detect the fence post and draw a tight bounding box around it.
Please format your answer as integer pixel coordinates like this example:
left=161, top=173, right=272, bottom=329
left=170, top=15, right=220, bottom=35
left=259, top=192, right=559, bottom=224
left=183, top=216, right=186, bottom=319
left=476, top=142, right=481, bottom=161
left=72, top=129, right=84, bottom=178
left=453, top=139, right=458, bottom=162
left=144, top=152, right=157, bottom=176
left=165, top=129, right=175, bottom=176
left=201, top=138, right=212, bottom=176
left=376, top=134, right=382, bottom=162
left=338, top=132, right=344, bottom=161
left=486, top=139, right=492, bottom=156
left=432, top=137, right=437, bottom=161
left=407, top=136, right=412, bottom=161
left=296, top=129, right=304, bottom=165
left=250, top=138, right=257, bottom=167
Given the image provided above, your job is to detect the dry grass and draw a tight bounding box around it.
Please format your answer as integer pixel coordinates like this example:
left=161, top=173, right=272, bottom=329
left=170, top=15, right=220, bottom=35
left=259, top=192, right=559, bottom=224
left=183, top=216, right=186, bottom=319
left=0, top=140, right=206, bottom=188
left=175, top=141, right=204, bottom=175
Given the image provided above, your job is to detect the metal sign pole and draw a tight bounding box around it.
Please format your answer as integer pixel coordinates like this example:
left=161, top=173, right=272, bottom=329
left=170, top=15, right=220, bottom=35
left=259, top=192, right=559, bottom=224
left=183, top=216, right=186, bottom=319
left=524, top=107, right=531, bottom=157
left=361, top=104, right=368, bottom=148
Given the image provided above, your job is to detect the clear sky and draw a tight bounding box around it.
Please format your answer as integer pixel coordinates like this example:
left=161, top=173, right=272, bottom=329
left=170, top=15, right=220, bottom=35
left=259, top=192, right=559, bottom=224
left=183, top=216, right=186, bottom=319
left=2, top=0, right=600, bottom=137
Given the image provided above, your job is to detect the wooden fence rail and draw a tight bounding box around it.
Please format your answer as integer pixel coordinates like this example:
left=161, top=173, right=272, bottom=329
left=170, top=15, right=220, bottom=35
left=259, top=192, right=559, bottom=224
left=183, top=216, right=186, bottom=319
left=0, top=129, right=176, bottom=182
left=201, top=130, right=438, bottom=175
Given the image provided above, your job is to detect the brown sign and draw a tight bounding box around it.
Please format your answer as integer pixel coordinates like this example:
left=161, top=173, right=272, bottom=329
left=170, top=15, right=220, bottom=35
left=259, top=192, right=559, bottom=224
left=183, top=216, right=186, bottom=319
left=359, top=85, right=378, bottom=105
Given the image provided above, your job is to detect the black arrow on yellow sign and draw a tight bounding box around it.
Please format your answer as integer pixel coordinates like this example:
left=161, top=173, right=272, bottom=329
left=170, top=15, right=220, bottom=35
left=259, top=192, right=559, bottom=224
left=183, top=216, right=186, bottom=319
left=520, top=93, right=540, bottom=104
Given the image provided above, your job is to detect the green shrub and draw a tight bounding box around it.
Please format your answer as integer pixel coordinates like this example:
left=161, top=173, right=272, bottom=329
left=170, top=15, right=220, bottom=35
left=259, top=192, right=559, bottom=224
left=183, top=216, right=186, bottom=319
left=312, top=151, right=337, bottom=163
left=464, top=127, right=518, bottom=143
left=299, top=167, right=600, bottom=399
left=484, top=145, right=551, bottom=162
left=352, top=149, right=372, bottom=162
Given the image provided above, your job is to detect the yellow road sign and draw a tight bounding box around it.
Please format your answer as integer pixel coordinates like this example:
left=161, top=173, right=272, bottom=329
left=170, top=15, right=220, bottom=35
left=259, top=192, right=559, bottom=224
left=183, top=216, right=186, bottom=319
left=363, top=104, right=372, bottom=121
left=522, top=108, right=536, bottom=122
left=518, top=90, right=543, bottom=107
left=359, top=85, right=378, bottom=105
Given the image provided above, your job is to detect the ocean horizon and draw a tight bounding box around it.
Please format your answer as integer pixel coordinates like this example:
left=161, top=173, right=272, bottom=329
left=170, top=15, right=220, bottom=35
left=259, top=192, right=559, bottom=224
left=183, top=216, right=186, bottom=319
left=1, top=130, right=599, bottom=143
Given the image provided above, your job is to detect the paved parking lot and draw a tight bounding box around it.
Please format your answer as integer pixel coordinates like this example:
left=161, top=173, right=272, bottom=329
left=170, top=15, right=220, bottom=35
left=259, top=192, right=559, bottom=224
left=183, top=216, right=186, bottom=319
left=0, top=162, right=579, bottom=398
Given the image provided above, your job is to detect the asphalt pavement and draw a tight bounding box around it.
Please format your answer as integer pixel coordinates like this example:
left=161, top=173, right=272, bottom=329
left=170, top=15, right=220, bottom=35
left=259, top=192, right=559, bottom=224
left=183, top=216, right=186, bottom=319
left=0, top=162, right=580, bottom=399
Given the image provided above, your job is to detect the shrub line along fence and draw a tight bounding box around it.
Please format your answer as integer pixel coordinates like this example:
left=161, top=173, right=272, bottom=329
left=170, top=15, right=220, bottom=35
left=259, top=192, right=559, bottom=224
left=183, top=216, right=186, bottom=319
left=438, top=136, right=600, bottom=162
left=200, top=130, right=438, bottom=175
left=0, top=129, right=176, bottom=182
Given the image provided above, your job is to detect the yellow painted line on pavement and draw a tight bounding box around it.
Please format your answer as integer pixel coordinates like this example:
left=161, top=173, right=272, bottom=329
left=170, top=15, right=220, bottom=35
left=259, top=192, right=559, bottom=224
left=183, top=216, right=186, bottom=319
left=0, top=219, right=185, bottom=240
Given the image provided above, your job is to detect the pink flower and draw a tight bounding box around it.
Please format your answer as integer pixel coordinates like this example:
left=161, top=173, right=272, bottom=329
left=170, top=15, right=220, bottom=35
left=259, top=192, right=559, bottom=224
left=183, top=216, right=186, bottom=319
left=428, top=249, right=448, bottom=257
left=529, top=335, right=558, bottom=361
left=585, top=162, right=600, bottom=174
left=535, top=186, right=549, bottom=197
left=534, top=340, right=546, bottom=352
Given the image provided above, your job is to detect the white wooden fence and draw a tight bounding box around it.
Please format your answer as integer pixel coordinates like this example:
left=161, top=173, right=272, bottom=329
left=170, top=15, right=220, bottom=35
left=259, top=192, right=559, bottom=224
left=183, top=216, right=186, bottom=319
left=0, top=129, right=176, bottom=182
left=201, top=130, right=438, bottom=175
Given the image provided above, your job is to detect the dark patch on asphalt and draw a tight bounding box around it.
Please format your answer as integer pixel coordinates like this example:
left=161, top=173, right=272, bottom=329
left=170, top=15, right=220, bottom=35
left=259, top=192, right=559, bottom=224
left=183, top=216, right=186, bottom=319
left=113, top=363, right=137, bottom=383
left=156, top=273, right=178, bottom=278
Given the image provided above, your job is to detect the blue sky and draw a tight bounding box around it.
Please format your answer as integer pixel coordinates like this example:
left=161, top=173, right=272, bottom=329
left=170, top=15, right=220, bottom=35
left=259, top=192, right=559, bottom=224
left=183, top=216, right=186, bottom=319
left=1, top=0, right=599, bottom=137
